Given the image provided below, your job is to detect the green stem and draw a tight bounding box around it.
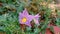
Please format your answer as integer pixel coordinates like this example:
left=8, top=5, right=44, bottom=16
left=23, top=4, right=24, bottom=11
left=22, top=29, right=25, bottom=34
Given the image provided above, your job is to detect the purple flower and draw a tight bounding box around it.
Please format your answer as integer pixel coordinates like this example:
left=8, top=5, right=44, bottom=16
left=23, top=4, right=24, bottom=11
left=33, top=14, right=40, bottom=25
left=19, top=8, right=34, bottom=27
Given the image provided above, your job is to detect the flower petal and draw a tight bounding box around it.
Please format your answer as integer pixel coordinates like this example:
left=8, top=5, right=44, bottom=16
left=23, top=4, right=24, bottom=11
left=24, top=15, right=34, bottom=27
left=22, top=8, right=29, bottom=15
left=25, top=21, right=31, bottom=27
left=34, top=19, right=39, bottom=25
left=34, top=14, right=40, bottom=25
left=19, top=13, right=26, bottom=24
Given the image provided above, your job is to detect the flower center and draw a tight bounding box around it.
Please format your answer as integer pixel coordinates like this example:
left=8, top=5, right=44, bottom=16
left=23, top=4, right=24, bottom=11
left=21, top=17, right=27, bottom=23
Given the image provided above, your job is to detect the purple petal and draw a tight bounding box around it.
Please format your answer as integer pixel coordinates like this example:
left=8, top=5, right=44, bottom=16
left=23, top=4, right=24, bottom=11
left=33, top=14, right=40, bottom=25
left=28, top=15, right=34, bottom=21
left=34, top=19, right=39, bottom=25
left=22, top=8, right=29, bottom=15
left=19, top=13, right=26, bottom=24
left=24, top=15, right=34, bottom=27
left=25, top=21, right=31, bottom=27
left=34, top=14, right=40, bottom=18
left=19, top=13, right=23, bottom=19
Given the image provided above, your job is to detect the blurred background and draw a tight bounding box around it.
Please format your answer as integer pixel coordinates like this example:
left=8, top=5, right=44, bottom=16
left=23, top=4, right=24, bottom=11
left=0, top=0, right=60, bottom=34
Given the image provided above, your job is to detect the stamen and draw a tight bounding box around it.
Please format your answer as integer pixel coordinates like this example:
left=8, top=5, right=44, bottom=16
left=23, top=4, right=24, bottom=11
left=21, top=17, right=27, bottom=23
